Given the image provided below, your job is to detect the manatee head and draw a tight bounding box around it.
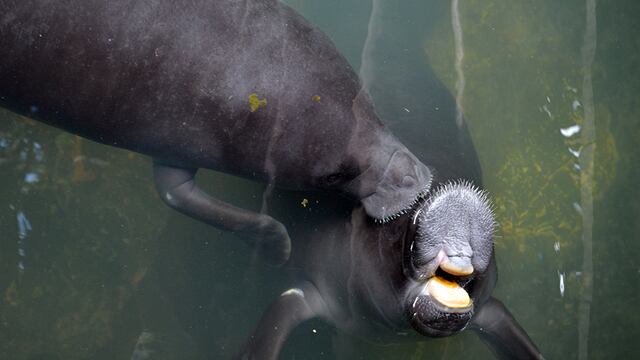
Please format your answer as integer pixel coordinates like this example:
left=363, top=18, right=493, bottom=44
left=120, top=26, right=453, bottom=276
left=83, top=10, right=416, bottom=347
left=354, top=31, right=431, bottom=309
left=336, top=92, right=433, bottom=223
left=403, top=181, right=496, bottom=337
left=342, top=143, right=433, bottom=223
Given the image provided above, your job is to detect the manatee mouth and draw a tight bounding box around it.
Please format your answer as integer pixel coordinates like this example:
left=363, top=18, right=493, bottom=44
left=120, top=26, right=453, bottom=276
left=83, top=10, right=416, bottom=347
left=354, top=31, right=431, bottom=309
left=406, top=263, right=475, bottom=337
left=421, top=255, right=474, bottom=312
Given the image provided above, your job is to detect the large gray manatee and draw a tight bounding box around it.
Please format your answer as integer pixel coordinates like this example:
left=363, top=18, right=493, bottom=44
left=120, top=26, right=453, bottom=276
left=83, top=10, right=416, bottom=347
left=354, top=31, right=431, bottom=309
left=0, top=0, right=431, bottom=264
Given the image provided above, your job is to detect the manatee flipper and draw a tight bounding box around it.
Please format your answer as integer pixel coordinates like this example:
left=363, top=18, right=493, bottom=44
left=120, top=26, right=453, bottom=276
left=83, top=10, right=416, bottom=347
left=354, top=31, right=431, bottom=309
left=152, top=162, right=291, bottom=265
left=470, top=297, right=543, bottom=360
left=239, top=282, right=326, bottom=360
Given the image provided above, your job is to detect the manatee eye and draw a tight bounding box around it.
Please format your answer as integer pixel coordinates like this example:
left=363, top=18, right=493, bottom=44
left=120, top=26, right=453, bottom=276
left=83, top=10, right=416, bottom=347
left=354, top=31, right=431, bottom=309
left=321, top=160, right=359, bottom=187
left=322, top=172, right=344, bottom=186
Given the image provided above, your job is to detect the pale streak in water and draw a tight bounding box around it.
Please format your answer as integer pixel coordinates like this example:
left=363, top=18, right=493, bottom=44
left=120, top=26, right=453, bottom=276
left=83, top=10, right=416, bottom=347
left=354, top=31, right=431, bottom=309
left=578, top=0, right=597, bottom=359
left=359, top=0, right=381, bottom=90
left=451, top=0, right=465, bottom=129
left=260, top=11, right=291, bottom=215
left=16, top=210, right=32, bottom=273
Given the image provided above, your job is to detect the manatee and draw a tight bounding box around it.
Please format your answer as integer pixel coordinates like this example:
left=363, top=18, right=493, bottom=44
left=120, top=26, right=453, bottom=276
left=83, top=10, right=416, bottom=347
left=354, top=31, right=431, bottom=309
left=0, top=0, right=431, bottom=264
left=239, top=182, right=543, bottom=360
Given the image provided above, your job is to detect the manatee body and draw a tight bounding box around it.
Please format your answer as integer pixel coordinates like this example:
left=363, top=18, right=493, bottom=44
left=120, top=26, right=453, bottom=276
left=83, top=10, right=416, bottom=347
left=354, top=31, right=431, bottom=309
left=0, top=0, right=431, bottom=264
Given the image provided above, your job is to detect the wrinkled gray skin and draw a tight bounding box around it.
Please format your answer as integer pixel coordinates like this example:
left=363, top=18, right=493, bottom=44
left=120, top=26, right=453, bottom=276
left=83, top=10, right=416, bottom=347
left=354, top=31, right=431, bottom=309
left=0, top=0, right=431, bottom=265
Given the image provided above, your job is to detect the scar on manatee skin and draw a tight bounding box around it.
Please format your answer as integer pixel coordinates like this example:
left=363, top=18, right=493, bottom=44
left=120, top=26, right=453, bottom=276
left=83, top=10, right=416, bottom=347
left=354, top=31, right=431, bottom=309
left=312, top=95, right=321, bottom=102
left=248, top=93, right=267, bottom=112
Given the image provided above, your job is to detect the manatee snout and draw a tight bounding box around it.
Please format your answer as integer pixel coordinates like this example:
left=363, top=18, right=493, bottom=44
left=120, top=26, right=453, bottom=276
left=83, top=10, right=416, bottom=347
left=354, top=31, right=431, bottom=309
left=412, top=181, right=495, bottom=279
left=404, top=181, right=496, bottom=337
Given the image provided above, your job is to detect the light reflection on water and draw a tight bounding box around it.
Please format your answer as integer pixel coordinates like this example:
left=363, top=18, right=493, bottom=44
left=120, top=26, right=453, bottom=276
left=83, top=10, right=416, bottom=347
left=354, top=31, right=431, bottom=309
left=1, top=0, right=639, bottom=359
left=15, top=210, right=32, bottom=273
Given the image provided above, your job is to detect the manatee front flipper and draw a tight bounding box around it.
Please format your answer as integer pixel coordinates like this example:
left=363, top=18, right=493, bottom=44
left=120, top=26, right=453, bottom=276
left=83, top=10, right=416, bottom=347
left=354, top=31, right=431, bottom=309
left=152, top=162, right=291, bottom=265
left=238, top=282, right=326, bottom=360
left=470, top=297, right=543, bottom=360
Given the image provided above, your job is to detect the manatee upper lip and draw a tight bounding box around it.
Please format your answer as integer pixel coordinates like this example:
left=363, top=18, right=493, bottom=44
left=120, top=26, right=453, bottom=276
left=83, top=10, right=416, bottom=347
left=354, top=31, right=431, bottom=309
left=436, top=250, right=474, bottom=276
left=415, top=249, right=474, bottom=280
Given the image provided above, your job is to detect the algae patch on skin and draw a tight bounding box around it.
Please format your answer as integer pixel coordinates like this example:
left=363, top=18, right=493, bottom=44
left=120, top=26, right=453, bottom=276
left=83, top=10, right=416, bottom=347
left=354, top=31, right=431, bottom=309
left=312, top=95, right=321, bottom=102
left=248, top=93, right=267, bottom=112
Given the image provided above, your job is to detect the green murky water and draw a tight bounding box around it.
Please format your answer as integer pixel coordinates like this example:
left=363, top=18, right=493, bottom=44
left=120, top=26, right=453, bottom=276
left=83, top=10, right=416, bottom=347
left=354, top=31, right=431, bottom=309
left=1, top=0, right=638, bottom=359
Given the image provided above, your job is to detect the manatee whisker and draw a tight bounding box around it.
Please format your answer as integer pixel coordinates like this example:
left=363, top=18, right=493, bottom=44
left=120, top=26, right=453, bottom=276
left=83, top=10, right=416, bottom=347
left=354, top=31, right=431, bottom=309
left=376, top=179, right=433, bottom=225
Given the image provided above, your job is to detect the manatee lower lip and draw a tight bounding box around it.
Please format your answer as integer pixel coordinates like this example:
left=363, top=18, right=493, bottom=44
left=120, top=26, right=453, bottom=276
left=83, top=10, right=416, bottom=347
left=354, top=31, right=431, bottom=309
left=426, top=276, right=472, bottom=309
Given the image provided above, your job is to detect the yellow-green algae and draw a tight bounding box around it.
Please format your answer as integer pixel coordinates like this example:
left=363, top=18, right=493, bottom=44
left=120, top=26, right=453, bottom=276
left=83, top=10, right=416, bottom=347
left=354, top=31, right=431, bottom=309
left=248, top=93, right=267, bottom=112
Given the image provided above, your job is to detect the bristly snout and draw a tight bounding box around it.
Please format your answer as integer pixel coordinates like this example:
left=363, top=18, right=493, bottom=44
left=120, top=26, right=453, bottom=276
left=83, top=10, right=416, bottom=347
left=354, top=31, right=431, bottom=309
left=404, top=180, right=496, bottom=337
left=413, top=180, right=496, bottom=279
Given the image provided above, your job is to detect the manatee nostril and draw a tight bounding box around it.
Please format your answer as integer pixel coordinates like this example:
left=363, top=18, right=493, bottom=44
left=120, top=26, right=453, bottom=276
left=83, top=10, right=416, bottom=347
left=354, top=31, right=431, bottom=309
left=402, top=175, right=416, bottom=188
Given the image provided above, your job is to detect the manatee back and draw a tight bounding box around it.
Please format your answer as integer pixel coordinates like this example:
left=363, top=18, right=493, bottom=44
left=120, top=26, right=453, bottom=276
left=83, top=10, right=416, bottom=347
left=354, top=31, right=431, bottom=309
left=0, top=0, right=377, bottom=185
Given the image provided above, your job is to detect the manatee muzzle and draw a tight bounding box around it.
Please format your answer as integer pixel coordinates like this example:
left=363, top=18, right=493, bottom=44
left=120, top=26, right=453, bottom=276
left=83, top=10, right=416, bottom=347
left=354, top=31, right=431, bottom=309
left=407, top=180, right=495, bottom=282
left=402, top=180, right=496, bottom=337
